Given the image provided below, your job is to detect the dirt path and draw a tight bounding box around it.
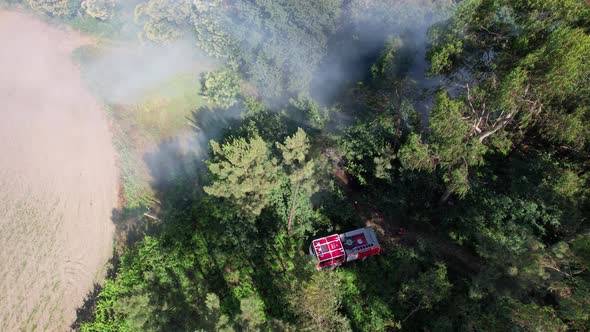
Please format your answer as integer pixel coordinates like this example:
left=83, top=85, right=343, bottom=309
left=0, top=10, right=118, bottom=331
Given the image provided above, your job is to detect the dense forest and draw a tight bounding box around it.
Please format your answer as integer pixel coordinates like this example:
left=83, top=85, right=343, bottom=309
left=6, top=0, right=590, bottom=330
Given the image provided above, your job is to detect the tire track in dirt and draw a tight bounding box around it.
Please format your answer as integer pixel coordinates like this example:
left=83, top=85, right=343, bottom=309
left=0, top=10, right=118, bottom=331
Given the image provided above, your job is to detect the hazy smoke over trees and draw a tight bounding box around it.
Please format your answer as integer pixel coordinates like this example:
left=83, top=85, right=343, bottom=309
left=126, top=0, right=453, bottom=102
left=5, top=0, right=590, bottom=331
left=0, top=0, right=458, bottom=198
left=314, top=0, right=453, bottom=103
left=8, top=0, right=455, bottom=109
left=76, top=37, right=214, bottom=104
left=63, top=0, right=455, bottom=188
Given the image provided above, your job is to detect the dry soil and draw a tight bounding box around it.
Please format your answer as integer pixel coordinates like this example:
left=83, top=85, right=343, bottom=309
left=0, top=10, right=118, bottom=331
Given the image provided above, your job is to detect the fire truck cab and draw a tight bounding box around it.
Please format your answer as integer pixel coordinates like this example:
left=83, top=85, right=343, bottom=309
left=309, top=227, right=381, bottom=270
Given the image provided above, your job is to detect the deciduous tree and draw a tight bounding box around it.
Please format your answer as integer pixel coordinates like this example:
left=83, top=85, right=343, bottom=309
left=28, top=0, right=70, bottom=16
left=192, top=0, right=343, bottom=98
left=135, top=0, right=192, bottom=42
left=398, top=262, right=452, bottom=323
left=81, top=0, right=116, bottom=20
left=201, top=67, right=241, bottom=109
left=290, top=272, right=352, bottom=331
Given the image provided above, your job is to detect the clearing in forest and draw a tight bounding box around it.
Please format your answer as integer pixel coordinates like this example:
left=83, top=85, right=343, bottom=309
left=73, top=39, right=217, bottom=209
left=0, top=10, right=118, bottom=331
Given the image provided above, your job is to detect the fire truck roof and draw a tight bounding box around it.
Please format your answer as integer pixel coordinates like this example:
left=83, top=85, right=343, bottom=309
left=312, top=234, right=344, bottom=262
left=341, top=227, right=380, bottom=254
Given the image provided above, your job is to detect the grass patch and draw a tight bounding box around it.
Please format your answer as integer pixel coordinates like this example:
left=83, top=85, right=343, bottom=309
left=66, top=11, right=138, bottom=40
left=110, top=117, right=155, bottom=209
left=116, top=142, right=154, bottom=209
left=109, top=73, right=211, bottom=208
left=125, top=73, right=209, bottom=141
left=68, top=15, right=120, bottom=38
left=73, top=42, right=214, bottom=209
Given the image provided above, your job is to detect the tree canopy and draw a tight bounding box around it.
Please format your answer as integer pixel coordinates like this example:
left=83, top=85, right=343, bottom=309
left=26, top=0, right=588, bottom=330
left=204, top=134, right=280, bottom=217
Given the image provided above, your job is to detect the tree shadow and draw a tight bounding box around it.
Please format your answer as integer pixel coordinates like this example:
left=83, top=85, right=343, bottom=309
left=69, top=207, right=151, bottom=330
left=144, top=105, right=244, bottom=195
left=69, top=283, right=103, bottom=331
left=111, top=206, right=158, bottom=248
left=189, top=105, right=243, bottom=136
left=70, top=103, right=330, bottom=329
left=241, top=208, right=314, bottom=322
left=69, top=106, right=246, bottom=329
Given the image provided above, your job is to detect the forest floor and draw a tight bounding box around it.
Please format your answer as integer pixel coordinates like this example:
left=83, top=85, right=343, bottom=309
left=0, top=10, right=119, bottom=331
left=334, top=167, right=485, bottom=275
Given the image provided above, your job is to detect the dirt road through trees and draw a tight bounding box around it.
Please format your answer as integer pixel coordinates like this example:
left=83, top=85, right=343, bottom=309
left=0, top=10, right=118, bottom=331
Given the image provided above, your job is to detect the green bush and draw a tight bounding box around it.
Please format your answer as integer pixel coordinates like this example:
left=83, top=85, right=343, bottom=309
left=201, top=67, right=241, bottom=109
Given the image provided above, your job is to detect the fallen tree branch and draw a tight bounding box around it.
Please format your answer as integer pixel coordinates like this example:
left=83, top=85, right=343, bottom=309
left=143, top=212, right=160, bottom=221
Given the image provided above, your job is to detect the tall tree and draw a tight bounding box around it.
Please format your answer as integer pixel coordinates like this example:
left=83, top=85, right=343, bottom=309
left=191, top=0, right=343, bottom=98
left=201, top=67, right=241, bottom=109
left=398, top=91, right=486, bottom=201
left=81, top=0, right=116, bottom=20
left=204, top=135, right=281, bottom=217
left=428, top=0, right=590, bottom=150
left=290, top=272, right=351, bottom=331
left=398, top=262, right=452, bottom=324
left=277, top=128, right=318, bottom=236
left=27, top=0, right=71, bottom=16
left=398, top=0, right=590, bottom=201
left=135, top=0, right=192, bottom=42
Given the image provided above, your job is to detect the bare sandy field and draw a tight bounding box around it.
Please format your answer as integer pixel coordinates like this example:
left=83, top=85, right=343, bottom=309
left=0, top=10, right=118, bottom=331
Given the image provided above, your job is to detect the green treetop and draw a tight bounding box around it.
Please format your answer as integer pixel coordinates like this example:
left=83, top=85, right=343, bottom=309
left=81, top=0, right=116, bottom=20
left=398, top=92, right=486, bottom=201
left=204, top=135, right=281, bottom=217
left=135, top=0, right=192, bottom=43
left=290, top=272, right=352, bottom=331
left=277, top=128, right=319, bottom=236
left=201, top=67, right=241, bottom=109
left=277, top=128, right=316, bottom=188
left=27, top=0, right=71, bottom=16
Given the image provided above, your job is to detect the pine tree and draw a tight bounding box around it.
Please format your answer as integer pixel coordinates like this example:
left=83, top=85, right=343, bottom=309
left=204, top=135, right=281, bottom=217
left=277, top=128, right=318, bottom=236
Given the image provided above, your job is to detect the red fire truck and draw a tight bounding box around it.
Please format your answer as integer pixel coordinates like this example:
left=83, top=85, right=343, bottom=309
left=309, top=227, right=381, bottom=270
